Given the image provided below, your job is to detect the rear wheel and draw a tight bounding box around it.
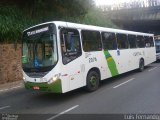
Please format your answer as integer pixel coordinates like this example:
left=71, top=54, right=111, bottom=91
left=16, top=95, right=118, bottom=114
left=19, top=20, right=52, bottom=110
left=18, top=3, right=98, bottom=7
left=139, top=59, right=144, bottom=72
left=85, top=71, right=100, bottom=92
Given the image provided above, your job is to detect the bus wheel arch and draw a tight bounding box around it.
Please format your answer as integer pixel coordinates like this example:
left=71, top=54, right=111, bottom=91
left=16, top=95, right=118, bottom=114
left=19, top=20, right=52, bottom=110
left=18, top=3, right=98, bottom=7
left=85, top=67, right=101, bottom=92
left=139, top=58, right=145, bottom=72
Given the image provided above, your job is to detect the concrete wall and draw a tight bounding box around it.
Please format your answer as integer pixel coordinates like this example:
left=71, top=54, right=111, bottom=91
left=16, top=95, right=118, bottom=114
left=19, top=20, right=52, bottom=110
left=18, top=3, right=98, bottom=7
left=0, top=44, right=22, bottom=84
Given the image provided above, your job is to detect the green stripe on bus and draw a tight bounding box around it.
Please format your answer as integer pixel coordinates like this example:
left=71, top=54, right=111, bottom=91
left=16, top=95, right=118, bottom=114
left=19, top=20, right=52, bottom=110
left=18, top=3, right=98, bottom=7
left=104, top=50, right=119, bottom=76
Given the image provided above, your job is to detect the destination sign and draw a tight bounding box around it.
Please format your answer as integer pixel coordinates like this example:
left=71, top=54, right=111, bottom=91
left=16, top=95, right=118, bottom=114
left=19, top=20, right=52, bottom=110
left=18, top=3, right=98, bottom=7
left=27, top=27, right=49, bottom=36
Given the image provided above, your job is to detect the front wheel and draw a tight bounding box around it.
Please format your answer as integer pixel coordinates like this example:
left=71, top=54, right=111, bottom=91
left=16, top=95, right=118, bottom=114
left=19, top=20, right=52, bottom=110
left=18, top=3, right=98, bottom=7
left=85, top=71, right=100, bottom=92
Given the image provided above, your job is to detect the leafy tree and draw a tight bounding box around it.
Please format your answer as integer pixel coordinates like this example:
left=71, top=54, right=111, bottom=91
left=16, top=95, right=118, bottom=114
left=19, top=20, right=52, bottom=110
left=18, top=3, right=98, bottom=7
left=0, top=0, right=116, bottom=43
left=0, top=6, right=36, bottom=42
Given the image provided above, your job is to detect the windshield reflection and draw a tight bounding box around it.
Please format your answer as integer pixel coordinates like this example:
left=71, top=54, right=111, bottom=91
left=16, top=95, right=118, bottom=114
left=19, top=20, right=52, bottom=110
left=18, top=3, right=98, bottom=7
left=22, top=33, right=58, bottom=72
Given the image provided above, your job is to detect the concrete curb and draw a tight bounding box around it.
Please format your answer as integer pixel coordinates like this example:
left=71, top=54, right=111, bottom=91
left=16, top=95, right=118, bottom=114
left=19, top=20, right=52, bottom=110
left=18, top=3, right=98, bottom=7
left=0, top=80, right=24, bottom=92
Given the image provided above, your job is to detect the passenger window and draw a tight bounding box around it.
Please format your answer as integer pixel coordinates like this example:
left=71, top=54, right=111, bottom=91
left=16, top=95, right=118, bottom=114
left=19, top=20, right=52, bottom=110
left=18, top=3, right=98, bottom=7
left=116, top=33, right=128, bottom=49
left=149, top=36, right=154, bottom=47
left=60, top=28, right=82, bottom=64
left=128, top=34, right=137, bottom=48
left=136, top=36, right=145, bottom=48
left=81, top=30, right=102, bottom=52
left=102, top=32, right=117, bottom=50
left=144, top=36, right=151, bottom=47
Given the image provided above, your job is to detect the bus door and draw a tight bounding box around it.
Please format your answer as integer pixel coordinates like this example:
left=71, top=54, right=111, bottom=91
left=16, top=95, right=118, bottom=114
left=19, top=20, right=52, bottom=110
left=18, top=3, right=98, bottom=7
left=60, top=28, right=84, bottom=91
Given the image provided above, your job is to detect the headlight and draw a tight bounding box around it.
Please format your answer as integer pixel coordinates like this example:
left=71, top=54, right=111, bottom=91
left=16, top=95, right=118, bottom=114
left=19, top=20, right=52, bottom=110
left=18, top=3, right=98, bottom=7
left=23, top=77, right=25, bottom=80
left=23, top=77, right=27, bottom=82
left=48, top=76, right=58, bottom=84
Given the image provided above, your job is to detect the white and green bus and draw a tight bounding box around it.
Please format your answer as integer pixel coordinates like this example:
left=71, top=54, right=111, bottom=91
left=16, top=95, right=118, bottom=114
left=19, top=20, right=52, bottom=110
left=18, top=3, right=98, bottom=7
left=22, top=21, right=156, bottom=93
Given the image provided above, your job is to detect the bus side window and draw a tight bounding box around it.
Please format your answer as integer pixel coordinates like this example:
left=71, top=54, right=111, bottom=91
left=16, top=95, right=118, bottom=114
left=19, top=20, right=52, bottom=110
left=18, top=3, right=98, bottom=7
left=128, top=34, right=137, bottom=49
left=149, top=36, right=154, bottom=47
left=81, top=30, right=102, bottom=52
left=60, top=28, right=82, bottom=64
left=102, top=32, right=117, bottom=50
left=144, top=36, right=151, bottom=47
left=136, top=36, right=145, bottom=48
left=116, top=33, right=128, bottom=49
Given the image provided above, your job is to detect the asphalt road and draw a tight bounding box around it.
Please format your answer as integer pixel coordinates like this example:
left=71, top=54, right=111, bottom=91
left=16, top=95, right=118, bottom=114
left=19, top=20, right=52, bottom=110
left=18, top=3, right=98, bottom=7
left=0, top=62, right=160, bottom=120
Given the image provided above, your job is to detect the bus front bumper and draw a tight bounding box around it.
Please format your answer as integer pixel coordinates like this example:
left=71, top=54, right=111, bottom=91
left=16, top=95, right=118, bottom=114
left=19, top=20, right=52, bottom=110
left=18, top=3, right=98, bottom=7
left=24, top=79, right=62, bottom=93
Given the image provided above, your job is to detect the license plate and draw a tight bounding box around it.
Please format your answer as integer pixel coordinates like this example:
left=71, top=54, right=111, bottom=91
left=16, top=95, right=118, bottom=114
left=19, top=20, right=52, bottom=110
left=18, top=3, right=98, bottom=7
left=33, top=86, right=40, bottom=90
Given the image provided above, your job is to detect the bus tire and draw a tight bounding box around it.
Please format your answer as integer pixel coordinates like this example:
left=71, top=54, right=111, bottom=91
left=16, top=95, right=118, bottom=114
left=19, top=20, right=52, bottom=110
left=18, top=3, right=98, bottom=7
left=139, top=59, right=144, bottom=72
left=85, top=71, right=100, bottom=92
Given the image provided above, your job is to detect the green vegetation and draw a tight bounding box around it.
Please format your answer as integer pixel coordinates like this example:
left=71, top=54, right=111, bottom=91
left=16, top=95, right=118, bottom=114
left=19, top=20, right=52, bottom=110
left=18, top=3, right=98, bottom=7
left=80, top=8, right=117, bottom=28
left=0, top=0, right=117, bottom=43
left=0, top=6, right=36, bottom=43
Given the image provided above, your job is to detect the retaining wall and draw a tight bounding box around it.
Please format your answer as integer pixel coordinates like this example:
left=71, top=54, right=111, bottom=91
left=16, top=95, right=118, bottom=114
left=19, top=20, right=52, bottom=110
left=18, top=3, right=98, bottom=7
left=0, top=44, right=22, bottom=84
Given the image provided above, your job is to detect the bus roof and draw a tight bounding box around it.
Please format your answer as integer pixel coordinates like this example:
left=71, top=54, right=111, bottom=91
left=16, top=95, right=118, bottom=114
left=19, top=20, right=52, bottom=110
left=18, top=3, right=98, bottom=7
left=23, top=21, right=154, bottom=37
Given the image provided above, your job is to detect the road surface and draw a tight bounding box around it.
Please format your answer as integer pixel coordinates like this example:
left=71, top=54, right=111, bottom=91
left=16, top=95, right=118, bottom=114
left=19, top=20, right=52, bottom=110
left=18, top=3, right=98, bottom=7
left=0, top=62, right=160, bottom=120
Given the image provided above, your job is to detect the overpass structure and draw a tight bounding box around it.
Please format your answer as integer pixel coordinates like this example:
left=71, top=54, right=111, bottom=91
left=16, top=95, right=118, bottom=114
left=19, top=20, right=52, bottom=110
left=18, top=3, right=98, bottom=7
left=105, top=6, right=160, bottom=35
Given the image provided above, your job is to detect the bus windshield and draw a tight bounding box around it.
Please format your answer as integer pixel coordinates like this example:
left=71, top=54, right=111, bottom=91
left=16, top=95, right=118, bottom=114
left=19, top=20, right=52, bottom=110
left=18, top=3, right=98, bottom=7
left=22, top=26, right=57, bottom=73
